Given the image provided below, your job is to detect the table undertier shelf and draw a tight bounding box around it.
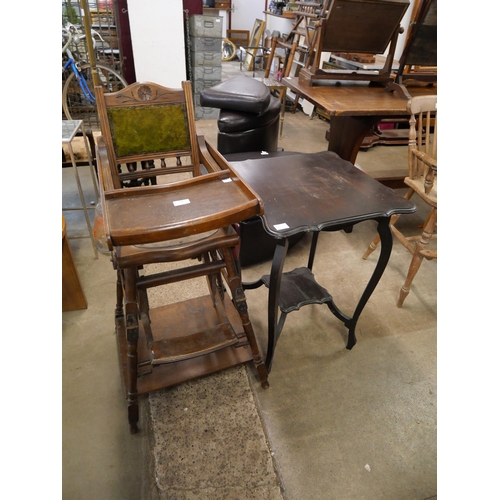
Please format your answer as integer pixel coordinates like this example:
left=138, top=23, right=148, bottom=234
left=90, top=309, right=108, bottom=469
left=260, top=266, right=333, bottom=313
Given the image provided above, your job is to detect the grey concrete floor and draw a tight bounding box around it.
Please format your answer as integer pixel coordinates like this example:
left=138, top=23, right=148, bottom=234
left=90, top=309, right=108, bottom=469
left=62, top=62, right=437, bottom=499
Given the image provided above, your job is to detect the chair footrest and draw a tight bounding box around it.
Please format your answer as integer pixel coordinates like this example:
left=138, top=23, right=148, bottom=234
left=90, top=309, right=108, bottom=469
left=149, top=322, right=240, bottom=364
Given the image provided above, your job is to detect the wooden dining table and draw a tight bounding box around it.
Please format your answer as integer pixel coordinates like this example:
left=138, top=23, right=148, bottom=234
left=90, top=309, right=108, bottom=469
left=282, top=77, right=437, bottom=187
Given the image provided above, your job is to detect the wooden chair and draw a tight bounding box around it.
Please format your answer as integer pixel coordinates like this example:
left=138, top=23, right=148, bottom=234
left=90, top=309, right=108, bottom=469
left=94, top=81, right=269, bottom=433
left=264, top=36, right=298, bottom=80
left=362, top=95, right=437, bottom=307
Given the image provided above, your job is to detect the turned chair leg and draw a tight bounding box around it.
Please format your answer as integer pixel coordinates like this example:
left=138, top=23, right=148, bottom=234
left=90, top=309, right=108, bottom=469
left=397, top=207, right=437, bottom=308
left=122, top=267, right=141, bottom=433
left=115, top=270, right=124, bottom=319
left=221, top=247, right=269, bottom=389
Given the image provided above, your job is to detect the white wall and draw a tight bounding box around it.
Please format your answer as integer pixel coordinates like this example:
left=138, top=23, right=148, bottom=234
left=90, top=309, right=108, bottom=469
left=127, top=0, right=186, bottom=88
left=231, top=0, right=267, bottom=34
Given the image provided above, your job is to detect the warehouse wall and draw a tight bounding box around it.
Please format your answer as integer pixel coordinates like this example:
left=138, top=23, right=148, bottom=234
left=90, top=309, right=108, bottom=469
left=127, top=0, right=187, bottom=88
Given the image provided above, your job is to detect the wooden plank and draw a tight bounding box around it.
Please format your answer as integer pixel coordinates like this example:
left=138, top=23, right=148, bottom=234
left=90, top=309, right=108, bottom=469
left=115, top=295, right=256, bottom=396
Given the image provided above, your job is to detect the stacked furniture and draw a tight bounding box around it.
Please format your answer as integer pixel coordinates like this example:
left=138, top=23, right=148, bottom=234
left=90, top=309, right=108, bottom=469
left=189, top=14, right=223, bottom=119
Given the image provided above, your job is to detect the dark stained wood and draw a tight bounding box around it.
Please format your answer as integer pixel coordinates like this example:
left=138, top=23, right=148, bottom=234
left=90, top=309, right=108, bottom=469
left=395, top=0, right=437, bottom=81
left=231, top=151, right=416, bottom=370
left=114, top=0, right=137, bottom=84
left=321, top=0, right=409, bottom=55
left=230, top=151, right=416, bottom=238
left=299, top=0, right=409, bottom=86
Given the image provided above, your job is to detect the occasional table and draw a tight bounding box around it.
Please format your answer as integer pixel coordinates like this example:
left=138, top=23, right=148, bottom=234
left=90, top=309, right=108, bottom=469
left=62, top=120, right=99, bottom=258
left=230, top=151, right=416, bottom=371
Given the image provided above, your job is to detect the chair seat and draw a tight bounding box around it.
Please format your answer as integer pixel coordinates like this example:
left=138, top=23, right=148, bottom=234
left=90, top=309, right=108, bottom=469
left=404, top=176, right=437, bottom=207
left=114, top=227, right=239, bottom=268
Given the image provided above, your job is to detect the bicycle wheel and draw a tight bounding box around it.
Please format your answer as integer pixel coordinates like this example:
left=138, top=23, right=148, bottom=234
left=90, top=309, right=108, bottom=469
left=63, top=63, right=127, bottom=128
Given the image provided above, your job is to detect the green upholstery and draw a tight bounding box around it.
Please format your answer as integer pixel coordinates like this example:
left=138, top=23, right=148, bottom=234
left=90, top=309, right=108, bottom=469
left=107, top=104, right=191, bottom=158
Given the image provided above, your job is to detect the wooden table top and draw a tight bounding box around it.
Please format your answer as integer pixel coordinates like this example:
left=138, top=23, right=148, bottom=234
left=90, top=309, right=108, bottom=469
left=230, top=151, right=416, bottom=238
left=283, top=77, right=437, bottom=117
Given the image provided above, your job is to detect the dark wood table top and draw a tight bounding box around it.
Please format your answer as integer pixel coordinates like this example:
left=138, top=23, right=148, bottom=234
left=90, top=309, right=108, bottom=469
left=283, top=77, right=437, bottom=117
left=229, top=151, right=416, bottom=238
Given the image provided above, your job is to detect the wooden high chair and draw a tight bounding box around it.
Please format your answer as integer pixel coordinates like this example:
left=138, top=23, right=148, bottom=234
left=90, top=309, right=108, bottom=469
left=94, top=81, right=269, bottom=433
left=362, top=95, right=437, bottom=307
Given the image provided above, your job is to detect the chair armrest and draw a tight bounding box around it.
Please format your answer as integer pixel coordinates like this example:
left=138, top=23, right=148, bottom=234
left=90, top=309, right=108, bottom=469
left=411, top=149, right=437, bottom=170
left=197, top=135, right=265, bottom=216
left=95, top=136, right=116, bottom=252
left=96, top=136, right=120, bottom=191
left=196, top=132, right=223, bottom=173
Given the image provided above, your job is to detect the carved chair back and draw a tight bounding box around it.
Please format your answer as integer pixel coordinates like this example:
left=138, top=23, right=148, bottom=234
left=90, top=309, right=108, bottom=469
left=95, top=81, right=200, bottom=188
left=406, top=95, right=437, bottom=197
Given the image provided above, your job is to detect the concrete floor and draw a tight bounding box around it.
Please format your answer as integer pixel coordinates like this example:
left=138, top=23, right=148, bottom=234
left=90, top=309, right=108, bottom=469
left=62, top=62, right=437, bottom=499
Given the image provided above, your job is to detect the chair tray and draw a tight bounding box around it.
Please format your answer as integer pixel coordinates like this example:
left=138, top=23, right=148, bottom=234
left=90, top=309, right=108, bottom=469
left=103, top=170, right=262, bottom=246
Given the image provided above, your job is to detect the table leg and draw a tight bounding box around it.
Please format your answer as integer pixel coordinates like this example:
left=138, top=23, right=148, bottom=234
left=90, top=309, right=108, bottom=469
left=307, top=231, right=319, bottom=271
left=66, top=141, right=99, bottom=258
left=279, top=88, right=286, bottom=139
left=328, top=115, right=379, bottom=164
left=343, top=217, right=393, bottom=349
left=81, top=126, right=99, bottom=199
left=265, top=238, right=289, bottom=371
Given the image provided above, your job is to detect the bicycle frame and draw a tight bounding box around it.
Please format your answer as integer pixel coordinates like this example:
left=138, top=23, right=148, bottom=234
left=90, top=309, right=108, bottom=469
left=63, top=57, right=96, bottom=104
left=62, top=23, right=107, bottom=105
